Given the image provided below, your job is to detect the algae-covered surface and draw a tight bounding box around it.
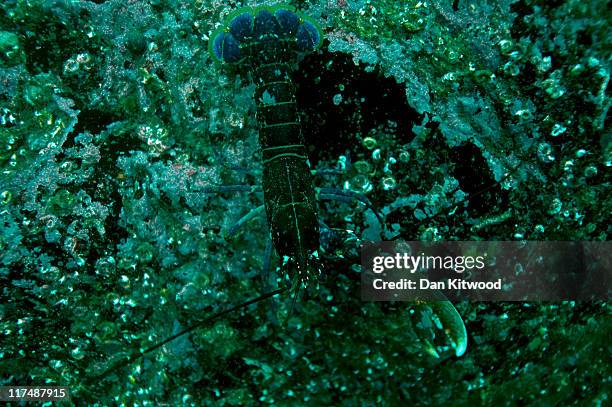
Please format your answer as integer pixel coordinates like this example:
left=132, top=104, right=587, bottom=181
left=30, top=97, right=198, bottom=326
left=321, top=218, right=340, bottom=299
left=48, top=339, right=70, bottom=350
left=0, top=0, right=610, bottom=405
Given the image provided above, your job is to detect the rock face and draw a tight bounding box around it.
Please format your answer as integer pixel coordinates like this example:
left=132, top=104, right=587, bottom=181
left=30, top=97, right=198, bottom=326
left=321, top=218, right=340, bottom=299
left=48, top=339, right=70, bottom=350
left=0, top=0, right=609, bottom=405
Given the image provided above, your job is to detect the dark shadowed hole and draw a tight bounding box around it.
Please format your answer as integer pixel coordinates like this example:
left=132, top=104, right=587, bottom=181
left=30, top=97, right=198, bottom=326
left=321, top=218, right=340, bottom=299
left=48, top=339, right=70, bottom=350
left=576, top=29, right=593, bottom=47
left=92, top=129, right=142, bottom=246
left=65, top=109, right=120, bottom=149
left=449, top=143, right=508, bottom=215
left=294, top=49, right=421, bottom=166
left=65, top=109, right=136, bottom=250
left=509, top=0, right=536, bottom=41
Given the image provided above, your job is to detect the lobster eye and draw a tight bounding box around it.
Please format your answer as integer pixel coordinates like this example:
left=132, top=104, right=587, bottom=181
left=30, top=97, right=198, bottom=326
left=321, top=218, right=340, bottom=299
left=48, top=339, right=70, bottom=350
left=210, top=31, right=241, bottom=63
left=296, top=21, right=321, bottom=51
left=254, top=9, right=280, bottom=37
left=275, top=9, right=300, bottom=36
left=229, top=12, right=253, bottom=41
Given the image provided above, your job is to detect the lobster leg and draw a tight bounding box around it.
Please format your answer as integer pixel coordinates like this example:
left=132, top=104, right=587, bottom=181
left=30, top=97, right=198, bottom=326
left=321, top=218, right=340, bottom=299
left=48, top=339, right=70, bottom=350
left=318, top=187, right=385, bottom=227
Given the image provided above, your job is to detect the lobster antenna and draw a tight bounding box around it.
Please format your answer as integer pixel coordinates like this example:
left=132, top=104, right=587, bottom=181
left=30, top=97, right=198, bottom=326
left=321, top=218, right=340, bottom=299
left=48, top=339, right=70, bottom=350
left=87, top=286, right=289, bottom=383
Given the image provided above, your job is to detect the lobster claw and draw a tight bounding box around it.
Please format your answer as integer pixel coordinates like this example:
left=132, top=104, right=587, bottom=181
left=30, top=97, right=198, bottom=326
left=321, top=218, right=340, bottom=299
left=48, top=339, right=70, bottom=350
left=411, top=300, right=468, bottom=358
